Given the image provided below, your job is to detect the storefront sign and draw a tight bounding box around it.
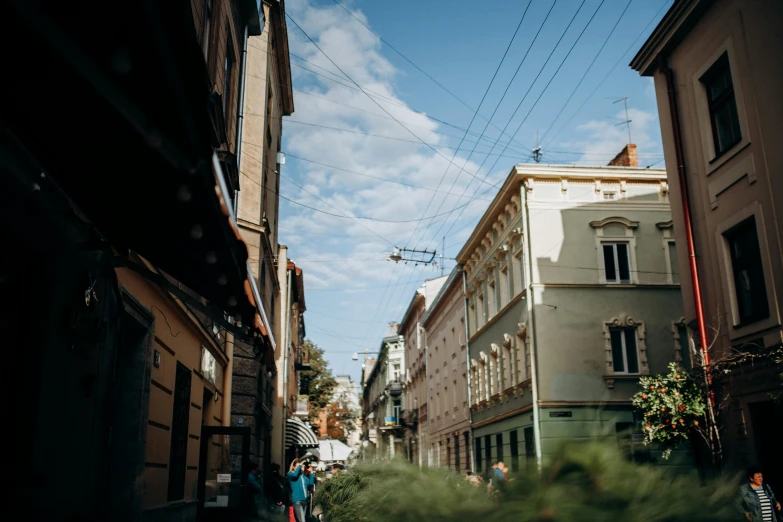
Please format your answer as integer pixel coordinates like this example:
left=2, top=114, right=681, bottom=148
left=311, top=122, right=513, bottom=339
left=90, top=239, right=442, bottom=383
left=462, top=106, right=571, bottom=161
left=549, top=411, right=572, bottom=418
left=217, top=473, right=231, bottom=483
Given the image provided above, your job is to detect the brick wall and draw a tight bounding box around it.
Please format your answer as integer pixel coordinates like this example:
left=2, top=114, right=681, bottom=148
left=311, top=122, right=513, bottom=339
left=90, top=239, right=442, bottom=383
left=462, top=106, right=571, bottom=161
left=607, top=144, right=638, bottom=167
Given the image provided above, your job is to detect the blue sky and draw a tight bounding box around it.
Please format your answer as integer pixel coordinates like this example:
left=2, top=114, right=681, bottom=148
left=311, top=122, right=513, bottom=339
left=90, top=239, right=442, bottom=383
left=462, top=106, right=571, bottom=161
left=279, top=0, right=671, bottom=381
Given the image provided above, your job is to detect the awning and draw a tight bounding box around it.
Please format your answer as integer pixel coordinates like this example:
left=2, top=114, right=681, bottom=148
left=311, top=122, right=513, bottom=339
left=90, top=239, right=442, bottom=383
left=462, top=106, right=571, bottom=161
left=0, top=0, right=272, bottom=345
left=318, top=440, right=354, bottom=462
left=286, top=417, right=319, bottom=450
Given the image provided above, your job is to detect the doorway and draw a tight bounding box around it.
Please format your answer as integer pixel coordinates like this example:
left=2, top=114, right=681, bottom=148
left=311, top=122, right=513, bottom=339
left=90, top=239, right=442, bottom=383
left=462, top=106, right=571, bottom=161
left=197, top=426, right=251, bottom=522
left=749, top=400, right=783, bottom=493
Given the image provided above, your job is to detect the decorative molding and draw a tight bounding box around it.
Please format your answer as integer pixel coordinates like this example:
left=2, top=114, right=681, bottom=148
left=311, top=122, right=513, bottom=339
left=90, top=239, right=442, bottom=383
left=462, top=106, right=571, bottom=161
left=594, top=180, right=602, bottom=194
left=589, top=216, right=640, bottom=229
left=655, top=220, right=674, bottom=230
left=602, top=314, right=649, bottom=384
left=490, top=343, right=500, bottom=357
left=479, top=351, right=488, bottom=365
left=516, top=322, right=527, bottom=339
left=503, top=333, right=513, bottom=348
left=560, top=179, right=568, bottom=194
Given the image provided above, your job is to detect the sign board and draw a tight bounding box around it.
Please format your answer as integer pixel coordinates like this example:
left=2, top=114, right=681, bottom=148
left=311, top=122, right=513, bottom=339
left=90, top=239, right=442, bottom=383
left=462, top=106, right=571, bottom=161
left=549, top=411, right=572, bottom=418
left=237, top=417, right=244, bottom=427
left=217, top=473, right=232, bottom=483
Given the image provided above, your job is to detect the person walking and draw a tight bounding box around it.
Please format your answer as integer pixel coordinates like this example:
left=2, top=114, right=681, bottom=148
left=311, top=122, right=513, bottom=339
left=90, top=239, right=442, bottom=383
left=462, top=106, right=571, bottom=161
left=738, top=467, right=781, bottom=522
left=247, top=461, right=263, bottom=518
left=288, top=458, right=316, bottom=522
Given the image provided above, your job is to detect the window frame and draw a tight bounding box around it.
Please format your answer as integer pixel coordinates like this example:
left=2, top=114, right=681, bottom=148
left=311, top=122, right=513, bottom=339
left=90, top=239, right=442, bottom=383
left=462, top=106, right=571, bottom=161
left=602, top=315, right=649, bottom=380
left=715, top=202, right=778, bottom=338
left=601, top=242, right=632, bottom=284
left=609, top=328, right=640, bottom=374
left=701, top=52, right=741, bottom=157
left=691, top=36, right=751, bottom=174
left=672, top=318, right=694, bottom=370
left=590, top=217, right=639, bottom=285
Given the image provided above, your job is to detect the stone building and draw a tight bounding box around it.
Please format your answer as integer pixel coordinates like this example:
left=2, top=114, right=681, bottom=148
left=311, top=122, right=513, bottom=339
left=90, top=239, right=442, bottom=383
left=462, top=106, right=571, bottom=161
left=2, top=1, right=273, bottom=520
left=361, top=324, right=405, bottom=459
left=631, top=0, right=783, bottom=487
left=421, top=270, right=472, bottom=471
left=458, top=155, right=686, bottom=474
left=399, top=276, right=447, bottom=466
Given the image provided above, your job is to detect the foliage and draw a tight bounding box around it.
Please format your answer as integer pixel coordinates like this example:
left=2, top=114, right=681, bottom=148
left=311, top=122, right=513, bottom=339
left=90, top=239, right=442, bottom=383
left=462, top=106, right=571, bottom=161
left=299, top=340, right=337, bottom=423
left=632, top=363, right=707, bottom=458
left=322, top=394, right=359, bottom=443
left=314, top=442, right=739, bottom=522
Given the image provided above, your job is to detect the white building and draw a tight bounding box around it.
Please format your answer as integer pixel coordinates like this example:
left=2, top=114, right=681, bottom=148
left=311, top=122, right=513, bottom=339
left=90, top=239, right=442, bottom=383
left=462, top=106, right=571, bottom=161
left=333, top=375, right=362, bottom=448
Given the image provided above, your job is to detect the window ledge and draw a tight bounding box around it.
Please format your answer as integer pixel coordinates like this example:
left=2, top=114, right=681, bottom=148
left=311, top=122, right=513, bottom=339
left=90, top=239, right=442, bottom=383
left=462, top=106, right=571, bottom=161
left=603, top=374, right=644, bottom=389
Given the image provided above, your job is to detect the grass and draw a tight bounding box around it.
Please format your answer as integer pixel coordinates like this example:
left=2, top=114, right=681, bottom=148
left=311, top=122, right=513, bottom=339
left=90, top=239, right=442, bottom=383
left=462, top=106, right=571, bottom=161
left=314, top=442, right=739, bottom=522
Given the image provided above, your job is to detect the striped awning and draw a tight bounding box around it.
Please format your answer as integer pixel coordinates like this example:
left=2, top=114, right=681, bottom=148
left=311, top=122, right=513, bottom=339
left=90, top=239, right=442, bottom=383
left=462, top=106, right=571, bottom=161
left=286, top=417, right=318, bottom=449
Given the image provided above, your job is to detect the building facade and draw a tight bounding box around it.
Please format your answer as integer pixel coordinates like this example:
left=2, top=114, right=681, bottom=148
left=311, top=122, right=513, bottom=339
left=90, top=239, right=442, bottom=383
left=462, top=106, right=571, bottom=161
left=400, top=276, right=447, bottom=466
left=458, top=157, right=686, bottom=475
left=631, top=0, right=783, bottom=487
left=361, top=325, right=405, bottom=459
left=421, top=270, right=472, bottom=471
left=2, top=1, right=274, bottom=520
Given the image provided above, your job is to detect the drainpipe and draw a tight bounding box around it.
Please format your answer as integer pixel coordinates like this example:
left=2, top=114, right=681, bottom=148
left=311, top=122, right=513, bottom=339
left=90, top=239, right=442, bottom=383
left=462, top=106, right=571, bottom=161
left=222, top=330, right=233, bottom=427
left=281, top=267, right=293, bottom=461
left=461, top=268, right=475, bottom=472
left=521, top=179, right=543, bottom=471
left=661, top=60, right=719, bottom=463
left=233, top=24, right=249, bottom=221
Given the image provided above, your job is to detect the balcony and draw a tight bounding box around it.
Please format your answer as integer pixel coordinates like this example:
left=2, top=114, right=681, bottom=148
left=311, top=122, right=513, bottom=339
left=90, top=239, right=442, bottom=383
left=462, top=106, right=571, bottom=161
left=294, top=395, right=309, bottom=418
left=295, top=347, right=311, bottom=371
left=387, top=381, right=403, bottom=397
left=400, top=408, right=418, bottom=428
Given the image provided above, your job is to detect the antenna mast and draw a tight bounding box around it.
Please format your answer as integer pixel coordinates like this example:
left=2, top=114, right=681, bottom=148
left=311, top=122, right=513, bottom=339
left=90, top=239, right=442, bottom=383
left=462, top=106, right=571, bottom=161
left=612, top=97, right=632, bottom=144
left=532, top=130, right=542, bottom=163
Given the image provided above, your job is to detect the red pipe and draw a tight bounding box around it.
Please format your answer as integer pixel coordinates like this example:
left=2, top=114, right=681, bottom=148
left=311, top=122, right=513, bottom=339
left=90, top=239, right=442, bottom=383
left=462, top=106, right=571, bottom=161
left=662, top=63, right=711, bottom=367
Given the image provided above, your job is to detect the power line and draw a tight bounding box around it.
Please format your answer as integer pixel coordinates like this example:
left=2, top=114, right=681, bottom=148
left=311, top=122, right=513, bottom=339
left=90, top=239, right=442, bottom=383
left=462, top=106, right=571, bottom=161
left=362, top=2, right=538, bottom=349
left=538, top=0, right=634, bottom=144
left=410, top=0, right=559, bottom=252
left=542, top=0, right=672, bottom=149
left=286, top=13, right=504, bottom=194
left=435, top=0, right=597, bottom=244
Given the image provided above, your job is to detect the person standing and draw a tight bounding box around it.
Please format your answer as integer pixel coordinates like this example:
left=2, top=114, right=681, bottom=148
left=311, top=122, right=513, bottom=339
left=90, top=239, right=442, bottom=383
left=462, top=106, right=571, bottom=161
left=247, top=461, right=263, bottom=517
left=265, top=463, right=290, bottom=516
left=738, top=467, right=781, bottom=522
left=288, top=458, right=316, bottom=522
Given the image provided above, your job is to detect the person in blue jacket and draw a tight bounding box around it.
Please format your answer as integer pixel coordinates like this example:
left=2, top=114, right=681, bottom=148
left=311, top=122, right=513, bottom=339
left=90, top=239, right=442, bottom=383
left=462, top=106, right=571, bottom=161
left=288, top=458, right=316, bottom=522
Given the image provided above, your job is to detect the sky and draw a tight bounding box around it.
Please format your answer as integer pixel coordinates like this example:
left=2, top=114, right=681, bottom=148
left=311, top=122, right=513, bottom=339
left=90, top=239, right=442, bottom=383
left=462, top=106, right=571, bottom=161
left=278, top=0, right=672, bottom=381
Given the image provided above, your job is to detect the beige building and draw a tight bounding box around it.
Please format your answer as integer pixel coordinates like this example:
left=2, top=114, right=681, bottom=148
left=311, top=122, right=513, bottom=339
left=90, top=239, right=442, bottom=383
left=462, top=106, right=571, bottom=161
left=459, top=156, right=685, bottom=472
left=399, top=276, right=447, bottom=466
left=631, top=0, right=783, bottom=484
left=421, top=270, right=471, bottom=471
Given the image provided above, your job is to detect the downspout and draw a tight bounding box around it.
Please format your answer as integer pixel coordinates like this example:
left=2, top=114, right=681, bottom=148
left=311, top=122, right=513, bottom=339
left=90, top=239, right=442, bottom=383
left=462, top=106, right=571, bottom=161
left=233, top=24, right=249, bottom=220
left=281, top=267, right=293, bottom=461
left=521, top=179, right=543, bottom=471
left=222, top=331, right=233, bottom=427
left=661, top=60, right=719, bottom=462
left=461, top=268, right=475, bottom=472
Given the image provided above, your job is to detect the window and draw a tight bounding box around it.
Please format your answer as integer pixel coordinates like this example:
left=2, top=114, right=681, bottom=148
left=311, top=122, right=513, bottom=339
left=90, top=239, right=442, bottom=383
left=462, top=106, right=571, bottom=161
left=475, top=437, right=483, bottom=472
left=603, top=191, right=617, bottom=200
left=477, top=293, right=485, bottom=328
left=484, top=435, right=491, bottom=468
left=454, top=435, right=460, bottom=472
left=393, top=364, right=401, bottom=381
left=223, top=34, right=234, bottom=118
left=667, top=241, right=679, bottom=284
left=513, top=251, right=524, bottom=295
left=676, top=324, right=692, bottom=371
left=509, top=430, right=519, bottom=471
left=610, top=328, right=640, bottom=374
left=201, top=0, right=213, bottom=58
left=464, top=432, right=470, bottom=471
left=701, top=53, right=741, bottom=156
left=602, top=243, right=631, bottom=283
left=452, top=380, right=457, bottom=410
left=201, top=346, right=217, bottom=386
left=495, top=433, right=503, bottom=463
left=499, top=266, right=509, bottom=308
left=724, top=217, right=769, bottom=325
left=524, top=427, right=535, bottom=460
left=488, top=280, right=497, bottom=318
left=393, top=400, right=401, bottom=425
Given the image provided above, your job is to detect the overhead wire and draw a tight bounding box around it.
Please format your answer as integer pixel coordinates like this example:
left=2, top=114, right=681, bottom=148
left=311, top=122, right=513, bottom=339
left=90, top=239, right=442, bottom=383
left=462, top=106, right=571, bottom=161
left=434, top=0, right=608, bottom=245
left=357, top=1, right=537, bottom=347
left=542, top=0, right=672, bottom=149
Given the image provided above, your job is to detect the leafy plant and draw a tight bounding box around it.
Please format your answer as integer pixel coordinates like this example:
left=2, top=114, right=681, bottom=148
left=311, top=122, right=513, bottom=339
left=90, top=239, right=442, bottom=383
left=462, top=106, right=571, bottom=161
left=314, top=442, right=738, bottom=522
left=299, top=340, right=337, bottom=423
left=632, top=362, right=707, bottom=458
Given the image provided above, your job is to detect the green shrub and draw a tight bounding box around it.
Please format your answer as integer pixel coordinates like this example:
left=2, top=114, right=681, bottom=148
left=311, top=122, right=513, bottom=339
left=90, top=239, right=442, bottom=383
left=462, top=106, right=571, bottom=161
left=314, top=442, right=738, bottom=522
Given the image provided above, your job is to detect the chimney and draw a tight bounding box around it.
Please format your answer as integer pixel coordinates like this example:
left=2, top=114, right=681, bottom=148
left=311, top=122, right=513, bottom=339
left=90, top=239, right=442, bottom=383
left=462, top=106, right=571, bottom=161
left=607, top=144, right=638, bottom=167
